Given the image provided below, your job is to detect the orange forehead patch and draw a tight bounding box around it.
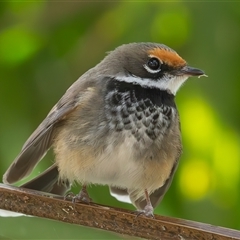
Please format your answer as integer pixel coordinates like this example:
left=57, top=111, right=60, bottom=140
left=148, top=48, right=186, bottom=67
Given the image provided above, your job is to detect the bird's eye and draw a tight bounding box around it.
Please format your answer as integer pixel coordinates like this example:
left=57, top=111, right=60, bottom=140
left=144, top=57, right=161, bottom=74
left=147, top=57, right=161, bottom=70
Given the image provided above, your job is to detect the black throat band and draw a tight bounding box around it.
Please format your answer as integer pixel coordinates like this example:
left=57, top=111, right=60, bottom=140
left=106, top=78, right=176, bottom=109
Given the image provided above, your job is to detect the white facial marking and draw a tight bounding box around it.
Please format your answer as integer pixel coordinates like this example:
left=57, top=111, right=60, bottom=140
left=114, top=74, right=189, bottom=95
left=143, top=55, right=163, bottom=74
left=143, top=64, right=161, bottom=74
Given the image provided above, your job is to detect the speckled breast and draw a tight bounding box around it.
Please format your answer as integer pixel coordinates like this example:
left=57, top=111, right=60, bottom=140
left=104, top=80, right=176, bottom=144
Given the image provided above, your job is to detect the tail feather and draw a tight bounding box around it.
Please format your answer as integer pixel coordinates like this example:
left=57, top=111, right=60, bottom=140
left=3, top=126, right=54, bottom=184
left=20, top=164, right=70, bottom=195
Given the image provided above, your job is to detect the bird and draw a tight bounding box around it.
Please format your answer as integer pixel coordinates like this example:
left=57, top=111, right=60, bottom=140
left=3, top=42, right=205, bottom=216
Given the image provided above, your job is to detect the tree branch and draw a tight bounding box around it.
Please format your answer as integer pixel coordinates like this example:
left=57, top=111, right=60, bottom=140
left=0, top=184, right=239, bottom=240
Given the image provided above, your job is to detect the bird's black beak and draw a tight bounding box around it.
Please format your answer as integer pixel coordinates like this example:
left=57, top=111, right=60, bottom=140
left=179, top=66, right=205, bottom=77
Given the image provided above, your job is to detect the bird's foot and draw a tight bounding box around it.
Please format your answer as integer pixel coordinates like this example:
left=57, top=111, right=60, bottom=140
left=135, top=189, right=154, bottom=218
left=73, top=188, right=92, bottom=204
left=64, top=185, right=92, bottom=204
left=135, top=203, right=154, bottom=218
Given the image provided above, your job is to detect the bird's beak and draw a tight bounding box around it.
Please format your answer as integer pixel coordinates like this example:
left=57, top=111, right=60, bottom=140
left=178, top=66, right=206, bottom=77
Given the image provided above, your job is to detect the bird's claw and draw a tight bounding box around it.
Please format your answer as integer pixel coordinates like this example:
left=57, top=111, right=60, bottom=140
left=135, top=204, right=154, bottom=218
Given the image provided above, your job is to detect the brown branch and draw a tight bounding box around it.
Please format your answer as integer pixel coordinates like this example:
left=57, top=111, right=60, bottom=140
left=0, top=183, right=239, bottom=240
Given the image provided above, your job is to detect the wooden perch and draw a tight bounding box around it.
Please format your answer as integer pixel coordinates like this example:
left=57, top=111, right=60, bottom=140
left=0, top=183, right=239, bottom=240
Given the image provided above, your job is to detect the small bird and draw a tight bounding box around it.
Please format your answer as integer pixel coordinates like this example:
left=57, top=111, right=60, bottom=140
left=3, top=42, right=205, bottom=216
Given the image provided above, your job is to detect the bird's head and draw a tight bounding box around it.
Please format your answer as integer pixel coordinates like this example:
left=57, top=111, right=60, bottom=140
left=101, top=42, right=205, bottom=95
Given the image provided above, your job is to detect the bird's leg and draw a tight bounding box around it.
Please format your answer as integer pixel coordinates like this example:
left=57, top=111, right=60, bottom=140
left=136, top=189, right=154, bottom=217
left=143, top=189, right=154, bottom=217
left=73, top=185, right=92, bottom=204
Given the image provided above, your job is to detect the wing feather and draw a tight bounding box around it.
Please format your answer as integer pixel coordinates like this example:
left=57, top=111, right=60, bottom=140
left=3, top=79, right=95, bottom=184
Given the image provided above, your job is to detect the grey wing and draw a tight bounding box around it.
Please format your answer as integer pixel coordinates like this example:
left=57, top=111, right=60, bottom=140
left=3, top=79, right=93, bottom=185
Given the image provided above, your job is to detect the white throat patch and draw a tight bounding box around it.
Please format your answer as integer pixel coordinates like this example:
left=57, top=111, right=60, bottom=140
left=114, top=74, right=189, bottom=95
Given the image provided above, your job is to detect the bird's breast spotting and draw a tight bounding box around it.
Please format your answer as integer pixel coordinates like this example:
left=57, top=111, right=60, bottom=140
left=105, top=80, right=176, bottom=142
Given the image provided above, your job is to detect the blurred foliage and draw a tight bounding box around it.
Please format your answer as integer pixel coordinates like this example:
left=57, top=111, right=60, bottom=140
left=0, top=1, right=240, bottom=237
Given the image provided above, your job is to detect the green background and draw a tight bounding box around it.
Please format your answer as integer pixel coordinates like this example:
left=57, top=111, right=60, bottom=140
left=0, top=1, right=240, bottom=238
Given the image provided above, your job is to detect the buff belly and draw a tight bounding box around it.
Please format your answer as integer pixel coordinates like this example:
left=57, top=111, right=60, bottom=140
left=54, top=127, right=178, bottom=201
